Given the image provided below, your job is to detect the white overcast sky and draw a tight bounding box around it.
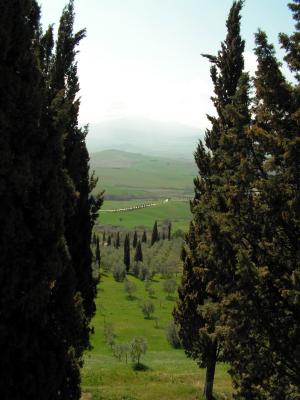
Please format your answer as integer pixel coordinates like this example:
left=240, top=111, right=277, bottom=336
left=38, top=0, right=294, bottom=129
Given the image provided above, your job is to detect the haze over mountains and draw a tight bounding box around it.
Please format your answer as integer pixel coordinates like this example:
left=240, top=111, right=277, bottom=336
left=86, top=117, right=204, bottom=160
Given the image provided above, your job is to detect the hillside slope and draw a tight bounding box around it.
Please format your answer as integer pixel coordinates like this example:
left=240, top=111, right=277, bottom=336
left=90, top=149, right=197, bottom=199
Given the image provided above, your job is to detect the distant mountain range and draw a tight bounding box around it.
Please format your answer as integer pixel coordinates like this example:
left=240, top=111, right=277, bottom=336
left=86, top=117, right=204, bottom=160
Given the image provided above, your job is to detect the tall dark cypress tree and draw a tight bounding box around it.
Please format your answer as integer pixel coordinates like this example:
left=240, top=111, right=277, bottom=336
left=133, top=230, right=138, bottom=248
left=0, top=1, right=78, bottom=398
left=124, top=234, right=131, bottom=272
left=142, top=230, right=147, bottom=243
left=222, top=5, right=300, bottom=397
left=134, top=240, right=143, bottom=263
left=174, top=2, right=246, bottom=399
left=52, top=0, right=102, bottom=330
left=115, top=231, right=120, bottom=249
left=95, top=236, right=101, bottom=267
left=167, top=222, right=172, bottom=240
left=151, top=221, right=159, bottom=246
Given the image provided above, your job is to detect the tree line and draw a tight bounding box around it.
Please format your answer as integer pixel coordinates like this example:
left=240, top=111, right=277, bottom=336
left=174, top=1, right=300, bottom=399
left=0, top=1, right=102, bottom=399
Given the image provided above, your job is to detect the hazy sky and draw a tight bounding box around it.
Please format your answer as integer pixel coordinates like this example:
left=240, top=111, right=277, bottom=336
left=38, top=0, right=294, bottom=129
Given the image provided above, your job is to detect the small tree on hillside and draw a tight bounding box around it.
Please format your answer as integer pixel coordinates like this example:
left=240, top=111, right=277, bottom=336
left=115, top=231, right=120, bottom=249
left=124, top=279, right=137, bottom=299
left=104, top=322, right=115, bottom=349
left=142, top=230, right=147, bottom=243
left=163, top=278, right=177, bottom=299
left=168, top=222, right=172, bottom=240
left=151, top=221, right=159, bottom=246
left=141, top=300, right=155, bottom=319
left=134, top=240, right=143, bottom=263
left=133, top=231, right=138, bottom=248
left=95, top=236, right=100, bottom=267
left=130, top=337, right=148, bottom=366
left=124, top=234, right=130, bottom=272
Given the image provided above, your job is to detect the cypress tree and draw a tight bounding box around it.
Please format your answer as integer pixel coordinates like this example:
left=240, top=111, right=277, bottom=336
left=133, top=230, right=138, bottom=248
left=134, top=240, right=143, bottom=263
left=174, top=2, right=246, bottom=399
left=222, top=6, right=300, bottom=397
left=124, top=234, right=130, bottom=272
left=51, top=0, right=103, bottom=331
left=0, top=1, right=79, bottom=398
left=95, top=236, right=101, bottom=267
left=115, top=231, right=120, bottom=249
left=167, top=222, right=172, bottom=240
left=151, top=221, right=159, bottom=246
left=142, top=230, right=147, bottom=243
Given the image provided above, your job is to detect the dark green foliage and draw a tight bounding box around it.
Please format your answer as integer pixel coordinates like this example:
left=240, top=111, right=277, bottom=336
left=134, top=240, right=143, bottom=263
left=142, top=230, right=147, bottom=243
left=95, top=236, right=101, bottom=267
left=133, top=230, right=138, bottom=248
left=124, top=234, right=130, bottom=272
left=115, top=231, right=120, bottom=249
left=151, top=220, right=159, bottom=246
left=52, top=0, right=103, bottom=331
left=174, top=2, right=245, bottom=399
left=0, top=1, right=102, bottom=398
left=167, top=222, right=172, bottom=240
left=0, top=1, right=82, bottom=398
left=221, top=7, right=300, bottom=397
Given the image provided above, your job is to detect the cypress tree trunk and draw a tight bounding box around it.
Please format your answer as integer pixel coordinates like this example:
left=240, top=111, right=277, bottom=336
left=203, top=342, right=217, bottom=400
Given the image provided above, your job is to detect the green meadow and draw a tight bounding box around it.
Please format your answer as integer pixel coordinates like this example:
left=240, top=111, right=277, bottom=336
left=90, top=150, right=196, bottom=199
left=98, top=200, right=191, bottom=232
left=81, top=273, right=232, bottom=400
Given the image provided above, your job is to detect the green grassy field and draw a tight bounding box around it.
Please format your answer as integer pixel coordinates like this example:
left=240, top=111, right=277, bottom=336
left=81, top=273, right=232, bottom=400
left=98, top=200, right=191, bottom=232
left=90, top=150, right=196, bottom=199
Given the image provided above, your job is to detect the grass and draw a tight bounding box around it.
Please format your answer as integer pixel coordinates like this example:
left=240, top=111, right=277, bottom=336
left=90, top=150, right=196, bottom=198
left=98, top=200, right=191, bottom=232
left=81, top=273, right=232, bottom=400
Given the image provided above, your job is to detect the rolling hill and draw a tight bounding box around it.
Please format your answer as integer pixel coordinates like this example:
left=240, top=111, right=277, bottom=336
left=90, top=149, right=197, bottom=200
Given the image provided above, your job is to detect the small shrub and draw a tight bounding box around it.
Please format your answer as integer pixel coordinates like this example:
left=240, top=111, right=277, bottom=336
left=112, top=264, right=126, bottom=282
left=141, top=300, right=155, bottom=319
left=124, top=279, right=137, bottom=299
left=138, top=263, right=151, bottom=281
left=104, top=322, right=115, bottom=348
left=130, top=336, right=148, bottom=365
left=132, top=262, right=140, bottom=278
left=166, top=320, right=181, bottom=348
left=113, top=342, right=130, bottom=363
left=162, top=278, right=177, bottom=298
left=148, top=287, right=155, bottom=298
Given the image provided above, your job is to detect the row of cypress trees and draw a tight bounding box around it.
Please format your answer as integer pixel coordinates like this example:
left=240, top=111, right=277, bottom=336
left=174, top=1, right=300, bottom=399
left=0, top=1, right=102, bottom=399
